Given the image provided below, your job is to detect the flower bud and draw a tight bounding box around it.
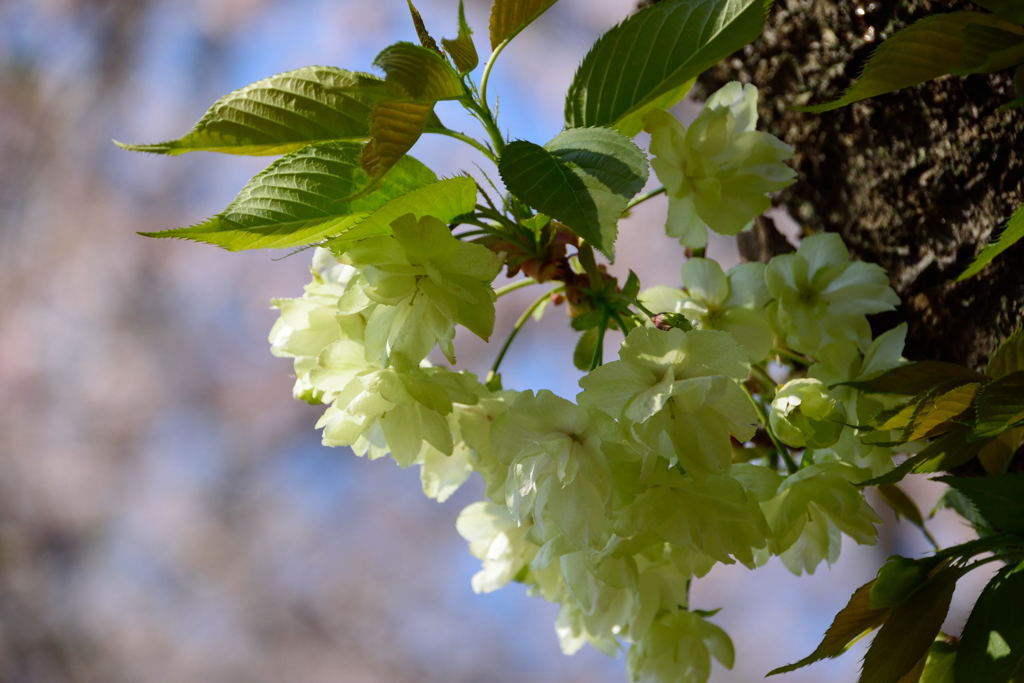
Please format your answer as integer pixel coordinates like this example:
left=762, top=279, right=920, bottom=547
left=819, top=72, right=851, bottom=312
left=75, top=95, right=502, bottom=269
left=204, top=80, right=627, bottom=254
left=769, top=378, right=845, bottom=448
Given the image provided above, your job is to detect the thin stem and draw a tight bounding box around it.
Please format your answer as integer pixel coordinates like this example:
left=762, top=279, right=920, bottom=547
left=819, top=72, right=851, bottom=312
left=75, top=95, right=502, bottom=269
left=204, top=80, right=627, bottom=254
left=626, top=186, right=667, bottom=211
left=495, top=278, right=537, bottom=298
left=453, top=229, right=490, bottom=240
left=751, top=364, right=777, bottom=394
left=775, top=347, right=813, bottom=366
left=486, top=287, right=561, bottom=386
left=921, top=526, right=942, bottom=553
left=427, top=127, right=495, bottom=161
left=743, top=386, right=798, bottom=474
left=589, top=314, right=609, bottom=371
left=463, top=96, right=506, bottom=158
left=479, top=37, right=512, bottom=117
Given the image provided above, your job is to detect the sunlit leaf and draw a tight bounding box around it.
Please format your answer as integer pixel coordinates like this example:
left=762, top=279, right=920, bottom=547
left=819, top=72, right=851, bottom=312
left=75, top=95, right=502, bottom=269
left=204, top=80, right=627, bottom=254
left=973, top=371, right=1024, bottom=437
left=443, top=0, right=479, bottom=73
left=800, top=12, right=1024, bottom=113
left=498, top=127, right=647, bottom=255
left=860, top=567, right=961, bottom=683
left=565, top=0, right=771, bottom=136
left=987, top=328, right=1024, bottom=378
left=489, top=0, right=559, bottom=49
left=406, top=0, right=443, bottom=55
left=361, top=99, right=436, bottom=180
left=768, top=580, right=889, bottom=675
left=903, top=382, right=980, bottom=441
left=141, top=141, right=435, bottom=250
left=116, top=67, right=401, bottom=156
left=956, top=562, right=1024, bottom=682
left=374, top=42, right=464, bottom=100
left=959, top=204, right=1024, bottom=281
left=325, top=176, right=477, bottom=252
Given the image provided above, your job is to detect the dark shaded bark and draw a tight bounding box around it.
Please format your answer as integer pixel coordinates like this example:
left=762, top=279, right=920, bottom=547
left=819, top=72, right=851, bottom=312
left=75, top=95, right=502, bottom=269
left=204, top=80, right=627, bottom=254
left=697, top=0, right=1024, bottom=369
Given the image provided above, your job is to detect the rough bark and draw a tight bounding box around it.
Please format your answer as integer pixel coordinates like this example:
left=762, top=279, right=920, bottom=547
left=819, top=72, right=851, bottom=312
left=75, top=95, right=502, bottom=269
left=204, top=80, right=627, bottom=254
left=696, top=0, right=1024, bottom=369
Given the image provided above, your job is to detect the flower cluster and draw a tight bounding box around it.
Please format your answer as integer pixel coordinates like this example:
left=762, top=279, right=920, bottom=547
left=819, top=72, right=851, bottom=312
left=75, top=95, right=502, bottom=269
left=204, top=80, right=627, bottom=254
left=266, top=84, right=905, bottom=683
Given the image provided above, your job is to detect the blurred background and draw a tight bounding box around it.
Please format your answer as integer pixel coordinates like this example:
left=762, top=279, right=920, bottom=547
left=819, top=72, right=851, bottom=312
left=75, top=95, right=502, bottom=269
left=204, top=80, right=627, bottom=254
left=0, top=1, right=988, bottom=681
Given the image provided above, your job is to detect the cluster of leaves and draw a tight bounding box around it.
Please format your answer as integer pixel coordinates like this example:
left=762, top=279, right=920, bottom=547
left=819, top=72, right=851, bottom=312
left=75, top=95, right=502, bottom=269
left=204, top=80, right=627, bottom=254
left=772, top=330, right=1024, bottom=682
left=797, top=0, right=1024, bottom=280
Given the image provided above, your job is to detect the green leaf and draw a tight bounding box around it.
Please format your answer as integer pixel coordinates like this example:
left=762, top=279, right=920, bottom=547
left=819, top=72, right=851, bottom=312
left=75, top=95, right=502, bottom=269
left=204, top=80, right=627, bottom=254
left=955, top=22, right=1024, bottom=74
left=844, top=361, right=984, bottom=395
left=768, top=580, right=890, bottom=675
left=973, top=372, right=1024, bottom=437
left=361, top=99, right=436, bottom=180
left=903, top=382, right=981, bottom=442
left=956, top=562, right=1024, bottom=682
left=858, top=428, right=992, bottom=487
left=565, top=0, right=771, bottom=136
left=573, top=327, right=600, bottom=371
left=958, top=204, right=1024, bottom=281
left=406, top=0, right=443, bottom=55
left=937, top=472, right=1024, bottom=534
left=325, top=176, right=477, bottom=252
left=373, top=42, right=464, bottom=100
left=489, top=0, right=559, bottom=49
left=877, top=483, right=927, bottom=528
left=498, top=127, right=647, bottom=255
left=116, top=67, right=401, bottom=156
left=141, top=141, right=436, bottom=250
left=800, top=12, right=1024, bottom=113
left=870, top=555, right=938, bottom=609
left=975, top=0, right=1024, bottom=25
left=987, top=328, right=1024, bottom=379
left=918, top=638, right=956, bottom=683
left=860, top=567, right=961, bottom=683
left=443, top=0, right=479, bottom=74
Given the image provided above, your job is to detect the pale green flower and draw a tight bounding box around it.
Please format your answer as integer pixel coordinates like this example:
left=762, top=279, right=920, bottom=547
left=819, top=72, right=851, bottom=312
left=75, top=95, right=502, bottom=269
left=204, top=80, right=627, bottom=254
left=762, top=461, right=880, bottom=574
left=456, top=501, right=538, bottom=593
left=765, top=233, right=899, bottom=356
left=341, top=213, right=502, bottom=364
left=645, top=81, right=795, bottom=248
left=641, top=259, right=773, bottom=362
left=627, top=609, right=734, bottom=683
left=492, top=390, right=615, bottom=551
left=769, top=378, right=846, bottom=449
left=579, top=327, right=755, bottom=476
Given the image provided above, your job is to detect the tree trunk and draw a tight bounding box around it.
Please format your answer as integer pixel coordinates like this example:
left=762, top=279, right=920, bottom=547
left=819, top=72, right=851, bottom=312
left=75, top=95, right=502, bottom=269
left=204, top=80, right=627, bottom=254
left=697, top=0, right=1024, bottom=369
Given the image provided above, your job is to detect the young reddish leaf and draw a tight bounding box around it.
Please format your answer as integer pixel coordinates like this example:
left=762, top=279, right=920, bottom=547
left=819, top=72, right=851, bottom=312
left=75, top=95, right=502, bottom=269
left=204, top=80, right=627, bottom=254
left=768, top=580, right=890, bottom=675
left=406, top=0, right=443, bottom=55
left=860, top=567, right=961, bottom=683
left=489, top=0, right=559, bottom=49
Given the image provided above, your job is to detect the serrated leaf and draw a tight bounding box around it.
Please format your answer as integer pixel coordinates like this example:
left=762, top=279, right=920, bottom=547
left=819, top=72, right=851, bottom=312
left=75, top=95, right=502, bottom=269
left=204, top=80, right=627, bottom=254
left=374, top=42, right=464, bottom=101
left=860, top=567, right=961, bottom=683
left=904, top=382, right=980, bottom=442
left=858, top=429, right=991, bottom=487
left=800, top=12, right=1024, bottom=113
left=116, top=67, right=401, bottom=156
left=870, top=555, right=937, bottom=610
left=976, top=0, right=1024, bottom=25
left=140, top=141, right=435, bottom=250
left=443, top=0, right=479, bottom=74
left=937, top=473, right=1024, bottom=534
left=973, top=371, right=1024, bottom=437
left=361, top=99, right=436, bottom=180
left=489, top=0, right=559, bottom=49
left=956, top=562, right=1024, bottom=682
left=844, top=361, right=984, bottom=395
left=565, top=0, right=771, bottom=136
left=959, top=204, right=1024, bottom=281
left=987, top=328, right=1024, bottom=378
left=406, top=0, right=443, bottom=55
left=498, top=127, right=647, bottom=255
left=325, top=176, right=477, bottom=252
left=918, top=638, right=956, bottom=683
left=768, top=580, right=890, bottom=675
